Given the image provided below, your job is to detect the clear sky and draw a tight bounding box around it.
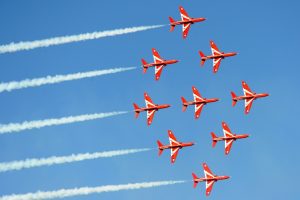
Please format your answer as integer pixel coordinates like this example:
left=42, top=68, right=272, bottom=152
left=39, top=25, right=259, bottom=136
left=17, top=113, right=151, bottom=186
left=0, top=0, right=299, bottom=199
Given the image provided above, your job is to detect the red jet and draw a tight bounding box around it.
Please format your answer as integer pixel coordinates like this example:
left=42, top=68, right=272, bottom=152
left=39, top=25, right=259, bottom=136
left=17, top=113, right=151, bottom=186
left=181, top=86, right=219, bottom=119
left=169, top=6, right=206, bottom=39
left=157, top=130, right=194, bottom=163
left=231, top=81, right=269, bottom=114
left=133, top=92, right=170, bottom=126
left=192, top=163, right=230, bottom=196
left=211, top=122, right=249, bottom=155
left=199, top=40, right=237, bottom=73
left=141, top=48, right=179, bottom=81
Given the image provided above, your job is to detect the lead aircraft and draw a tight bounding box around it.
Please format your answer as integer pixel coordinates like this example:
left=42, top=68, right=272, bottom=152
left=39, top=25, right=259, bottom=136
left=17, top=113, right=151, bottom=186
left=181, top=86, right=219, bottom=119
left=231, top=81, right=269, bottom=114
left=157, top=130, right=194, bottom=163
left=192, top=163, right=230, bottom=196
left=199, top=40, right=237, bottom=73
left=133, top=93, right=170, bottom=126
left=211, top=122, right=249, bottom=155
left=169, top=6, right=206, bottom=39
left=142, top=48, right=179, bottom=81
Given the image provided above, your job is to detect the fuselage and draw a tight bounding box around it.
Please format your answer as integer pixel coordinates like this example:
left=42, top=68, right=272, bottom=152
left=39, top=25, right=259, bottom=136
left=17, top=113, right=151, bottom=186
left=233, top=93, right=269, bottom=101
left=213, top=134, right=249, bottom=141
left=184, top=98, right=219, bottom=106
left=134, top=104, right=171, bottom=112
left=195, top=175, right=230, bottom=182
left=143, top=59, right=179, bottom=68
left=159, top=142, right=194, bottom=150
left=171, top=18, right=206, bottom=26
left=203, top=52, right=237, bottom=60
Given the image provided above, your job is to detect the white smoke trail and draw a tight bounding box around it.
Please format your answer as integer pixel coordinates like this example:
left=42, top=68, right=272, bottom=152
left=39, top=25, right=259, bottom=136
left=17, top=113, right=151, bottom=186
left=0, top=111, right=127, bottom=134
left=0, top=67, right=136, bottom=93
left=0, top=148, right=150, bottom=173
left=0, top=25, right=165, bottom=54
left=0, top=180, right=186, bottom=200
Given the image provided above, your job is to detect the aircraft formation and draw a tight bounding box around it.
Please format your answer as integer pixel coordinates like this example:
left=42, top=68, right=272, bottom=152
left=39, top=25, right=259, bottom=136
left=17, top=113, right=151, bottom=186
left=134, top=6, right=269, bottom=197
left=0, top=4, right=270, bottom=200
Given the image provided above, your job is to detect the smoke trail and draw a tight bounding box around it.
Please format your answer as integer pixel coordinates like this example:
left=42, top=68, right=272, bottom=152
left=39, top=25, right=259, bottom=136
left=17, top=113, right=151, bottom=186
left=0, top=25, right=165, bottom=54
left=0, top=67, right=136, bottom=93
left=0, top=111, right=127, bottom=135
left=0, top=180, right=186, bottom=200
left=0, top=148, right=150, bottom=173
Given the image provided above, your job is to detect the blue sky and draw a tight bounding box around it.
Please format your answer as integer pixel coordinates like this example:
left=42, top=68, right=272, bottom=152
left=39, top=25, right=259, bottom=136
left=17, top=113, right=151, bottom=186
left=0, top=0, right=299, bottom=199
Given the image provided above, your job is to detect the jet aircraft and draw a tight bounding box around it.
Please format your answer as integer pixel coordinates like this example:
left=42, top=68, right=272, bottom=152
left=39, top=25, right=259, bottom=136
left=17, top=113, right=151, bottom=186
left=133, top=93, right=170, bottom=126
left=231, top=81, right=269, bottom=114
left=157, top=130, right=194, bottom=163
left=192, top=163, right=230, bottom=196
left=211, top=121, right=249, bottom=155
left=141, top=48, right=179, bottom=80
left=199, top=40, right=237, bottom=73
left=169, top=6, right=206, bottom=39
left=181, top=86, right=219, bottom=119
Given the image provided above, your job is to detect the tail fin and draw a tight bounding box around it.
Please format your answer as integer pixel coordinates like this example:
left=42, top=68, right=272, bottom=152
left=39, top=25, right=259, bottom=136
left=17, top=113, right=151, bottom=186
left=169, top=17, right=176, bottom=32
left=157, top=140, right=164, bottom=156
left=231, top=91, right=237, bottom=107
left=211, top=132, right=218, bottom=147
left=181, top=97, right=188, bottom=112
left=141, top=59, right=148, bottom=74
left=133, top=103, right=140, bottom=118
left=199, top=51, right=206, bottom=66
left=192, top=173, right=199, bottom=188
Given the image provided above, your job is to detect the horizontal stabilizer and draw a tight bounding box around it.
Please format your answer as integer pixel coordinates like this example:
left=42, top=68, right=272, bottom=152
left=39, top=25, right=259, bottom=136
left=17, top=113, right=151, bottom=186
left=192, top=173, right=199, bottom=188
left=211, top=132, right=218, bottom=147
left=133, top=103, right=140, bottom=118
left=169, top=17, right=176, bottom=32
left=231, top=91, right=237, bottom=107
left=181, top=97, right=188, bottom=112
left=199, top=51, right=206, bottom=66
left=157, top=140, right=164, bottom=156
left=141, top=59, right=148, bottom=73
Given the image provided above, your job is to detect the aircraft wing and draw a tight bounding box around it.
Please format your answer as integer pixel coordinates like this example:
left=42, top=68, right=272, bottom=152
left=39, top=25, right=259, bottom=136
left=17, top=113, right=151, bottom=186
left=210, top=40, right=221, bottom=56
left=152, top=48, right=163, bottom=64
left=155, top=64, right=164, bottom=80
left=182, top=23, right=191, bottom=39
left=203, top=163, right=216, bottom=196
left=147, top=109, right=156, bottom=126
left=225, top=139, right=234, bottom=155
left=170, top=147, right=180, bottom=163
left=205, top=180, right=215, bottom=196
left=222, top=122, right=234, bottom=138
left=168, top=130, right=180, bottom=146
left=179, top=6, right=191, bottom=21
left=144, top=93, right=155, bottom=108
left=244, top=97, right=254, bottom=114
left=192, top=86, right=204, bottom=101
left=213, top=58, right=222, bottom=73
left=194, top=103, right=205, bottom=119
left=242, top=81, right=254, bottom=96
left=203, top=163, right=215, bottom=179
